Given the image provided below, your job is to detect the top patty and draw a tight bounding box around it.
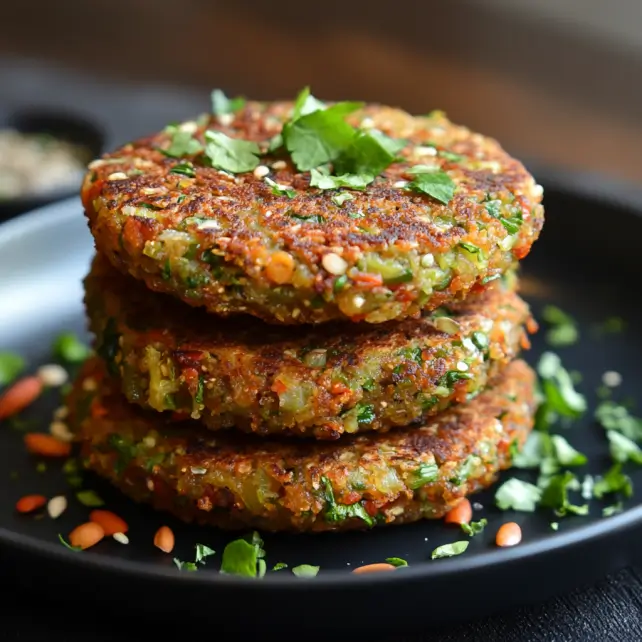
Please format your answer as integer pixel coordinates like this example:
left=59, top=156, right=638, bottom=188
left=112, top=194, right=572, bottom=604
left=82, top=98, right=544, bottom=325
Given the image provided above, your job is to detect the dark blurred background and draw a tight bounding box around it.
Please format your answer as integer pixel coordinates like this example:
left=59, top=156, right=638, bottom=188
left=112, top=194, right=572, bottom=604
left=1, top=0, right=641, bottom=181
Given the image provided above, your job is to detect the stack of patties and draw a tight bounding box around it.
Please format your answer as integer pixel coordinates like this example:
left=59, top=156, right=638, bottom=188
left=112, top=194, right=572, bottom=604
left=69, top=95, right=544, bottom=532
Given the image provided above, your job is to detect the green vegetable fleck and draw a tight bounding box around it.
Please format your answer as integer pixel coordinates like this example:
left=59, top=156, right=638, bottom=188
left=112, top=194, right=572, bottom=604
left=0, top=352, right=25, bottom=386
left=53, top=333, right=91, bottom=364
left=431, top=541, right=469, bottom=560
left=76, top=490, right=104, bottom=507
left=292, top=564, right=320, bottom=578
left=204, top=131, right=261, bottom=173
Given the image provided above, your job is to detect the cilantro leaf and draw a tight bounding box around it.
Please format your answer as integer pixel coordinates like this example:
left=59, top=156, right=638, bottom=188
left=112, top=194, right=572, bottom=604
left=431, top=541, right=469, bottom=559
left=551, top=435, right=588, bottom=467
left=194, top=544, right=216, bottom=564
left=461, top=518, right=487, bottom=537
left=76, top=490, right=104, bottom=507
left=292, top=564, right=320, bottom=578
left=321, top=476, right=374, bottom=527
left=161, top=126, right=203, bottom=158
left=495, top=478, right=542, bottom=511
left=513, top=432, right=547, bottom=469
left=169, top=161, right=196, bottom=178
left=593, top=464, right=633, bottom=499
left=537, top=352, right=587, bottom=418
left=272, top=562, right=288, bottom=571
left=406, top=167, right=456, bottom=204
left=539, top=471, right=588, bottom=516
left=204, top=131, right=261, bottom=173
left=542, top=305, right=579, bottom=347
left=53, top=332, right=91, bottom=364
left=309, top=167, right=373, bottom=190
left=220, top=532, right=265, bottom=577
left=264, top=177, right=296, bottom=198
left=607, top=431, right=642, bottom=464
left=174, top=559, right=198, bottom=571
left=485, top=199, right=523, bottom=234
left=291, top=87, right=326, bottom=120
left=603, top=502, right=624, bottom=517
left=211, top=89, right=246, bottom=116
left=334, top=129, right=404, bottom=178
left=595, top=401, right=642, bottom=441
left=355, top=403, right=376, bottom=424
left=331, top=192, right=354, bottom=206
left=283, top=101, right=362, bottom=171
left=385, top=557, right=408, bottom=567
left=407, top=462, right=439, bottom=490
left=0, top=352, right=25, bottom=385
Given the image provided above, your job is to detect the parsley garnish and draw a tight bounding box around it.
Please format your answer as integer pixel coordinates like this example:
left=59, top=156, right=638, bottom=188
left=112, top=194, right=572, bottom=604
left=170, top=161, right=196, bottom=178
left=76, top=490, right=104, bottom=507
left=385, top=557, right=408, bottom=567
left=321, top=476, right=374, bottom=527
left=204, top=131, right=261, bottom=173
left=211, top=89, right=246, bottom=116
left=485, top=199, right=523, bottom=234
left=272, top=562, right=288, bottom=571
left=406, top=166, right=456, bottom=204
left=53, top=332, right=91, bottom=364
left=331, top=192, right=354, bottom=206
left=161, top=125, right=203, bottom=158
left=595, top=401, right=642, bottom=441
left=551, top=435, right=588, bottom=467
left=603, top=502, right=624, bottom=517
left=607, top=431, right=642, bottom=465
left=593, top=464, right=633, bottom=499
left=407, top=463, right=439, bottom=490
left=290, top=86, right=326, bottom=120
left=495, top=478, right=542, bottom=511
left=309, top=167, right=372, bottom=190
left=542, top=305, right=579, bottom=347
left=174, top=543, right=216, bottom=571
left=265, top=177, right=296, bottom=198
left=220, top=531, right=265, bottom=577
left=539, top=471, right=588, bottom=516
left=334, top=129, right=405, bottom=178
left=537, top=352, right=587, bottom=419
left=461, top=518, right=487, bottom=537
left=292, top=564, right=320, bottom=578
left=0, top=352, right=25, bottom=385
left=431, top=541, right=469, bottom=560
left=356, top=403, right=376, bottom=424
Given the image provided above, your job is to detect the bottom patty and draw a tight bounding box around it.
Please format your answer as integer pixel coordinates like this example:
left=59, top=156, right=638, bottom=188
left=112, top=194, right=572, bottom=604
left=68, top=358, right=535, bottom=533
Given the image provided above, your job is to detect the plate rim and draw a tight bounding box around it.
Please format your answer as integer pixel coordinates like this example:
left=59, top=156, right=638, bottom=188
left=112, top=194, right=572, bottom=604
left=1, top=193, right=642, bottom=589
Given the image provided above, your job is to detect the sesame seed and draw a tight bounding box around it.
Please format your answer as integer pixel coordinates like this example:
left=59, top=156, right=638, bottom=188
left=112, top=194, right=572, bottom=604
left=602, top=371, right=622, bottom=387
left=393, top=180, right=408, bottom=188
left=253, top=165, right=270, bottom=178
left=271, top=160, right=287, bottom=170
left=353, top=295, right=366, bottom=309
left=50, top=421, right=73, bottom=442
left=415, top=145, right=437, bottom=156
left=218, top=114, right=234, bottom=126
left=113, top=532, right=129, bottom=545
left=107, top=172, right=128, bottom=181
left=361, top=117, right=375, bottom=129
left=47, top=496, right=67, bottom=520
left=322, top=252, right=348, bottom=276
left=420, top=253, right=435, bottom=267
left=37, top=364, right=68, bottom=387
left=380, top=401, right=388, bottom=408
left=456, top=361, right=469, bottom=372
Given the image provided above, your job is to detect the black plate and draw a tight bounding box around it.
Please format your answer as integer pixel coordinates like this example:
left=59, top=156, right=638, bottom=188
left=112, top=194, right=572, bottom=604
left=1, top=180, right=641, bottom=639
left=0, top=109, right=104, bottom=221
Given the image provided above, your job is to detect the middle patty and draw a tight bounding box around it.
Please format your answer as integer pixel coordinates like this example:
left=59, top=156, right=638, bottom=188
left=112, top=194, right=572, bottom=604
left=85, top=255, right=534, bottom=440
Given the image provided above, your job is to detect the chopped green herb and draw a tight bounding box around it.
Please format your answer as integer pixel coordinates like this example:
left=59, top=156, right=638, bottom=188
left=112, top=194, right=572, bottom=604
left=321, top=476, right=374, bottom=527
left=385, top=557, right=408, bottom=567
left=408, top=462, right=439, bottom=490
left=220, top=532, right=265, bottom=577
left=53, top=332, right=91, bottom=363
left=495, top=478, right=542, bottom=511
left=607, top=431, right=642, bottom=465
left=194, top=544, right=216, bottom=564
left=292, top=564, right=320, bottom=578
left=174, top=559, right=198, bottom=571
left=593, top=464, right=633, bottom=499
left=550, top=522, right=559, bottom=531
left=471, top=331, right=489, bottom=352
left=459, top=242, right=480, bottom=254
left=169, top=161, right=196, bottom=178
left=439, top=150, right=465, bottom=162
left=211, top=89, right=246, bottom=116
left=334, top=129, right=404, bottom=179
left=542, top=305, right=579, bottom=347
left=331, top=192, right=354, bottom=206
left=485, top=200, right=523, bottom=234
left=595, top=401, right=642, bottom=441
left=161, top=126, right=203, bottom=158
left=283, top=99, right=362, bottom=171
left=537, top=352, right=587, bottom=418
left=272, top=562, right=288, bottom=571
left=461, top=518, right=487, bottom=537
left=309, top=167, right=373, bottom=190
left=204, top=131, right=260, bottom=173
left=603, top=502, right=624, bottom=517
left=539, top=471, right=588, bottom=517
left=195, top=376, right=205, bottom=405
left=75, top=490, right=104, bottom=507
left=58, top=534, right=81, bottom=552
left=356, top=403, right=376, bottom=424
left=264, top=177, right=296, bottom=198
left=333, top=274, right=349, bottom=293
left=406, top=166, right=456, bottom=204
left=0, top=352, right=25, bottom=385
left=513, top=432, right=547, bottom=469
left=431, top=541, right=469, bottom=560
left=551, top=435, right=587, bottom=467
left=290, top=86, right=326, bottom=120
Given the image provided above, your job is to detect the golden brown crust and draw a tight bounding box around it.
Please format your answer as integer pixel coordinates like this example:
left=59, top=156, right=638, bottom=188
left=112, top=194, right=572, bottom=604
left=82, top=101, right=544, bottom=324
left=69, top=358, right=536, bottom=533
